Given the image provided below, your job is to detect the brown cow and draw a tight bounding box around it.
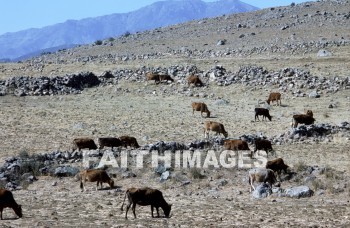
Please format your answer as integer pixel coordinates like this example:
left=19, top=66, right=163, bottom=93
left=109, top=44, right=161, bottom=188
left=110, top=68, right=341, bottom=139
left=119, top=135, right=140, bottom=148
left=98, top=137, right=123, bottom=149
left=266, top=92, right=281, bottom=106
left=187, top=74, right=204, bottom=87
left=192, top=102, right=210, bottom=118
left=204, top=121, right=228, bottom=138
left=80, top=169, right=114, bottom=191
left=253, top=138, right=274, bottom=157
left=224, top=139, right=250, bottom=151
left=146, top=72, right=160, bottom=84
left=159, top=74, right=174, bottom=83
left=248, top=168, right=277, bottom=192
left=72, top=138, right=98, bottom=151
left=265, top=158, right=289, bottom=177
left=291, top=110, right=315, bottom=128
left=0, top=189, right=22, bottom=220
left=254, top=108, right=272, bottom=121
left=120, top=187, right=172, bottom=219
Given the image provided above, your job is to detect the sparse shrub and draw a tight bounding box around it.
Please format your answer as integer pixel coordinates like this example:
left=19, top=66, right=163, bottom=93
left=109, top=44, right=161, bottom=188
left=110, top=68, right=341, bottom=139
left=323, top=112, right=330, bottom=118
left=18, top=149, right=30, bottom=159
left=294, top=161, right=307, bottom=172
left=189, top=168, right=205, bottom=179
left=95, top=40, right=103, bottom=45
left=108, top=37, right=115, bottom=42
left=310, top=179, right=326, bottom=191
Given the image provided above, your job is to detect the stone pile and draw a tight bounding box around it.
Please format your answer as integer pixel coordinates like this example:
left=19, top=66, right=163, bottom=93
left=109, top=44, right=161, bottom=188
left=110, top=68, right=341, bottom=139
left=0, top=72, right=100, bottom=96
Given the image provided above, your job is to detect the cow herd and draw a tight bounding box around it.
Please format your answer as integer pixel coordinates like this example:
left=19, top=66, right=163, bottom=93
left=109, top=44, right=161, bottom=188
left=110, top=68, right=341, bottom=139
left=0, top=77, right=318, bottom=220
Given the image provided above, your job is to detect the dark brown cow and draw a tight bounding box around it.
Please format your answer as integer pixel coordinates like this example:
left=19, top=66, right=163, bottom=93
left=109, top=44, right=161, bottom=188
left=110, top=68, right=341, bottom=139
left=146, top=72, right=160, bottom=84
left=80, top=169, right=114, bottom=191
left=121, top=187, right=172, bottom=219
left=98, top=137, right=123, bottom=149
left=265, top=158, right=289, bottom=177
left=119, top=135, right=140, bottom=148
left=187, top=74, right=204, bottom=87
left=266, top=92, right=281, bottom=106
left=254, top=108, right=272, bottom=121
left=159, top=74, right=174, bottom=83
left=0, top=189, right=22, bottom=220
left=204, top=121, right=228, bottom=138
left=248, top=168, right=277, bottom=192
left=192, top=102, right=210, bottom=118
left=253, top=138, right=274, bottom=157
left=72, top=138, right=98, bottom=151
left=292, top=110, right=315, bottom=128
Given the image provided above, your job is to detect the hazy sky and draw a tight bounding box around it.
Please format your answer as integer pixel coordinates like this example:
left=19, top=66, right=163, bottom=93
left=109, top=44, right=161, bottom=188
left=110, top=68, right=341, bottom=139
left=0, top=0, right=310, bottom=35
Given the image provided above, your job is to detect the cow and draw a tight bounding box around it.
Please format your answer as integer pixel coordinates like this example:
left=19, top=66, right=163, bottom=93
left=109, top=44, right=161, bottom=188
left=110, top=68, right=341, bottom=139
left=248, top=168, right=277, bottom=192
left=191, top=102, right=210, bottom=118
left=291, top=110, right=315, bottom=128
left=72, top=138, right=98, bottom=151
left=187, top=74, right=204, bottom=87
left=80, top=169, right=114, bottom=192
left=159, top=74, right=174, bottom=83
left=146, top=72, right=160, bottom=84
left=253, top=138, right=274, bottom=157
left=119, top=135, right=140, bottom=148
left=265, top=158, right=289, bottom=177
left=224, top=139, right=250, bottom=151
left=266, top=92, right=281, bottom=106
left=0, top=189, right=22, bottom=220
left=204, top=121, right=228, bottom=138
left=254, top=108, right=272, bottom=121
left=120, top=187, right=172, bottom=219
left=98, top=137, right=123, bottom=149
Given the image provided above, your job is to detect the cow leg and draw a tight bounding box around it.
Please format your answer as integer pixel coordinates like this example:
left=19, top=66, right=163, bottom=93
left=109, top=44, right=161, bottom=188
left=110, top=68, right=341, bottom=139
left=0, top=209, right=2, bottom=220
left=132, top=203, right=137, bottom=219
left=156, top=207, right=160, bottom=217
left=125, top=202, right=132, bottom=219
left=151, top=205, right=154, bottom=218
left=96, top=181, right=99, bottom=191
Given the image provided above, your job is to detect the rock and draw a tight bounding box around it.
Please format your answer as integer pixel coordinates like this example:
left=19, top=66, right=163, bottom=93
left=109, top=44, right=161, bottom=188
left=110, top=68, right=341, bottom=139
left=309, top=91, right=320, bottom=98
left=54, top=166, right=80, bottom=177
left=317, top=49, right=332, bottom=57
left=213, top=99, right=229, bottom=106
left=285, top=186, right=314, bottom=198
left=160, top=171, right=170, bottom=182
left=252, top=183, right=272, bottom=199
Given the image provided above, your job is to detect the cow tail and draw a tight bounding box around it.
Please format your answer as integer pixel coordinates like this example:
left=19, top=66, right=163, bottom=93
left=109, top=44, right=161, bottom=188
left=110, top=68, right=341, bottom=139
left=120, top=190, right=128, bottom=211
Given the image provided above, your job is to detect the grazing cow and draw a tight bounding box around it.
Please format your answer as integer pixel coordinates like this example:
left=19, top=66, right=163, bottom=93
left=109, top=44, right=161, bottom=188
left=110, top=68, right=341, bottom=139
left=72, top=138, right=98, bottom=151
left=291, top=110, right=315, bottom=128
left=248, top=168, right=277, bottom=192
left=224, top=139, right=250, bottom=151
left=121, top=187, right=172, bottom=219
left=254, top=108, right=272, bottom=121
left=187, top=74, right=204, bottom=87
left=266, top=92, right=281, bottom=106
left=266, top=158, right=289, bottom=177
left=146, top=72, right=160, bottom=84
left=204, top=121, right=228, bottom=138
left=253, top=138, right=274, bottom=157
left=80, top=169, right=114, bottom=191
left=191, top=102, right=210, bottom=118
left=159, top=74, right=174, bottom=83
left=119, top=135, right=140, bottom=148
left=98, top=137, right=123, bottom=149
left=0, top=189, right=22, bottom=220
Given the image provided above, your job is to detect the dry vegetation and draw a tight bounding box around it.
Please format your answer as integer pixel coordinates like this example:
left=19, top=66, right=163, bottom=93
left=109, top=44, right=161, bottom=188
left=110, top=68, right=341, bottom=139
left=0, top=0, right=349, bottom=226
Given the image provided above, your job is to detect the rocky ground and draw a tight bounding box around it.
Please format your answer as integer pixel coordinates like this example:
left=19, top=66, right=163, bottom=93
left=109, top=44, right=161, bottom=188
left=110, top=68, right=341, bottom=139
left=0, top=0, right=349, bottom=227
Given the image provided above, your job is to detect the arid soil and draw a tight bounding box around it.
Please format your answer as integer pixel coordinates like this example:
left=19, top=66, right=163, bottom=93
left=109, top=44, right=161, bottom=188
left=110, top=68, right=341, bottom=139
left=0, top=0, right=350, bottom=227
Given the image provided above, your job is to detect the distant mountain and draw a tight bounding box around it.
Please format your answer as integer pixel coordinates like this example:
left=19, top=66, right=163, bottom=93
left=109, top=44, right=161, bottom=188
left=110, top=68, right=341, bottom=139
left=0, top=0, right=258, bottom=61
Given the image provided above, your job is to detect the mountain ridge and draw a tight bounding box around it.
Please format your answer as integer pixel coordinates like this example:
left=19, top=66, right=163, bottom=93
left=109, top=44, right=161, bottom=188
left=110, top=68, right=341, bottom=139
left=0, top=0, right=258, bottom=61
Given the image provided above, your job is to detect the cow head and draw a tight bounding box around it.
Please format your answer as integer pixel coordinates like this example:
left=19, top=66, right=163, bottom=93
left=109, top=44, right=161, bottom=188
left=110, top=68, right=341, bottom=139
left=163, top=203, right=172, bottom=218
left=14, top=204, right=22, bottom=218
